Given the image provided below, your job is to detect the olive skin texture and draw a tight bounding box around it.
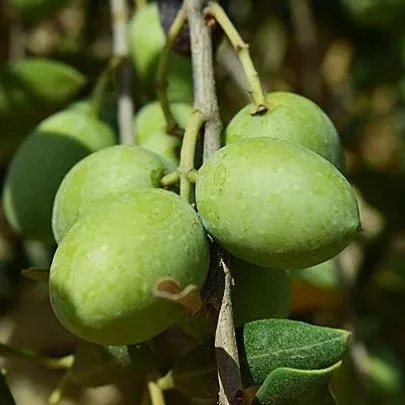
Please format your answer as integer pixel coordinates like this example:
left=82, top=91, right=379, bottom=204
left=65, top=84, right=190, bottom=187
left=49, top=189, right=210, bottom=345
left=133, top=101, right=192, bottom=167
left=232, top=258, right=291, bottom=327
left=52, top=145, right=167, bottom=243
left=128, top=2, right=193, bottom=103
left=196, top=138, right=360, bottom=270
left=225, top=92, right=344, bottom=171
left=3, top=110, right=115, bottom=242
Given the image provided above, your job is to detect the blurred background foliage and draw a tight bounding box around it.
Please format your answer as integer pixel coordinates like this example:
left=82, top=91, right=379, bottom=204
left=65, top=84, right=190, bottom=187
left=1, top=0, right=405, bottom=404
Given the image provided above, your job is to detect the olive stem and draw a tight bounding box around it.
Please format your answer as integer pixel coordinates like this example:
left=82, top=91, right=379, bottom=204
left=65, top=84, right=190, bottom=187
left=48, top=371, right=72, bottom=405
left=185, top=1, right=243, bottom=404
left=109, top=0, right=134, bottom=145
left=0, top=343, right=74, bottom=370
left=147, top=376, right=166, bottom=405
left=157, top=371, right=175, bottom=391
left=178, top=108, right=206, bottom=201
left=160, top=171, right=180, bottom=188
left=185, top=0, right=222, bottom=160
left=91, top=57, right=120, bottom=118
left=204, top=1, right=267, bottom=115
left=155, top=6, right=188, bottom=137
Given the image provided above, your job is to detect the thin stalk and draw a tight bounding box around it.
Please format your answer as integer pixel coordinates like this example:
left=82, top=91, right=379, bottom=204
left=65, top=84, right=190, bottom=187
left=185, top=1, right=243, bottom=404
left=110, top=0, right=134, bottom=144
left=178, top=109, right=205, bottom=201
left=0, top=344, right=73, bottom=370
left=185, top=0, right=222, bottom=160
left=155, top=6, right=188, bottom=136
left=48, top=371, right=72, bottom=405
left=160, top=171, right=180, bottom=188
left=91, top=57, right=120, bottom=117
left=205, top=1, right=267, bottom=115
left=147, top=377, right=166, bottom=405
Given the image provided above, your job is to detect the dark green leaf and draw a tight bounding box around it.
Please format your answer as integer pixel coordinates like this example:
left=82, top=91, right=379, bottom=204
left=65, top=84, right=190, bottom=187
left=254, top=362, right=341, bottom=405
left=170, top=343, right=218, bottom=400
left=0, top=58, right=85, bottom=158
left=70, top=340, right=157, bottom=387
left=0, top=371, right=16, bottom=405
left=237, top=319, right=350, bottom=385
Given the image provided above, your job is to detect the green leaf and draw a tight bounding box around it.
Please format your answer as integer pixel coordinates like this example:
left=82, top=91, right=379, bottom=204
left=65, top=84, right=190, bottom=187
left=70, top=340, right=157, bottom=387
left=254, top=362, right=341, bottom=405
left=0, top=58, right=85, bottom=158
left=0, top=371, right=16, bottom=405
left=169, top=343, right=218, bottom=400
left=237, top=319, right=350, bottom=385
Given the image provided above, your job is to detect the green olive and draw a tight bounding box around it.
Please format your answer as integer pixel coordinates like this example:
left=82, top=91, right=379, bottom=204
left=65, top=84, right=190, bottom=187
left=52, top=145, right=167, bottom=243
left=128, top=2, right=193, bottom=103
left=49, top=189, right=210, bottom=345
left=232, top=258, right=291, bottom=327
left=133, top=101, right=192, bottom=167
left=196, top=138, right=360, bottom=270
left=3, top=110, right=115, bottom=242
left=225, top=91, right=344, bottom=170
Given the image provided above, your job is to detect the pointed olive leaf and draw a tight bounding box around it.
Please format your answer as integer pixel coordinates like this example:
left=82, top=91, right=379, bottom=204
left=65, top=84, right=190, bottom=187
left=22, top=267, right=50, bottom=281
left=170, top=343, right=218, bottom=400
left=0, top=58, right=85, bottom=157
left=237, top=319, right=350, bottom=385
left=70, top=341, right=157, bottom=387
left=254, top=362, right=341, bottom=405
left=8, top=59, right=85, bottom=102
left=0, top=371, right=16, bottom=405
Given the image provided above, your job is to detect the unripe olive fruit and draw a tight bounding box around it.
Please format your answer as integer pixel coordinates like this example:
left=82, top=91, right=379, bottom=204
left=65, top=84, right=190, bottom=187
left=3, top=111, right=115, bottom=242
left=133, top=101, right=192, bottom=167
left=225, top=92, right=344, bottom=170
left=68, top=96, right=118, bottom=134
left=49, top=189, right=210, bottom=345
left=128, top=2, right=193, bottom=103
left=196, top=138, right=360, bottom=270
left=52, top=145, right=167, bottom=243
left=232, top=258, right=291, bottom=327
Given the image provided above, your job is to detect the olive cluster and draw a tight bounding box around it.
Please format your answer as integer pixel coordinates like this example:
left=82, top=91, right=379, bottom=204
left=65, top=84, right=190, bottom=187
left=2, top=1, right=360, bottom=347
